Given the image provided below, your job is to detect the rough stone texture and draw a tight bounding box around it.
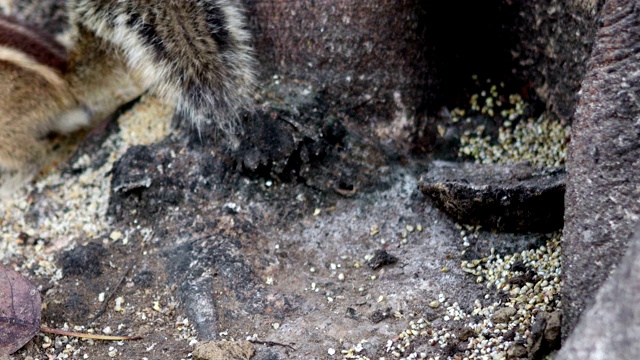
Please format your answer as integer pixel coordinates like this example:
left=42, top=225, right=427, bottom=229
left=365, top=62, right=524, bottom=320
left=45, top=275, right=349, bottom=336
left=367, top=249, right=399, bottom=270
left=230, top=82, right=346, bottom=185
left=507, top=343, right=528, bottom=358
left=418, top=161, right=565, bottom=233
left=558, top=223, right=640, bottom=359
left=491, top=307, right=517, bottom=324
left=247, top=0, right=432, bottom=148
left=247, top=1, right=536, bottom=151
left=514, top=0, right=604, bottom=122
left=248, top=0, right=604, bottom=153
left=562, top=0, right=640, bottom=339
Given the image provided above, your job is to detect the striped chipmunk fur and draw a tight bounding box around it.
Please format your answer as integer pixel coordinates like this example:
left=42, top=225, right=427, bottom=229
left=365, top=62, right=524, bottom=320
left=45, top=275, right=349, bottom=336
left=68, top=0, right=257, bottom=136
left=0, top=1, right=256, bottom=195
left=0, top=13, right=90, bottom=194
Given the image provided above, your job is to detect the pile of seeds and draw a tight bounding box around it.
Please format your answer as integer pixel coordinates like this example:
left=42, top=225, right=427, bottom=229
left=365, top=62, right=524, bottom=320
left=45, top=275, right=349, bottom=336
left=457, top=231, right=562, bottom=359
left=337, top=230, right=561, bottom=360
left=456, top=79, right=570, bottom=167
left=338, top=79, right=566, bottom=359
left=459, top=116, right=569, bottom=167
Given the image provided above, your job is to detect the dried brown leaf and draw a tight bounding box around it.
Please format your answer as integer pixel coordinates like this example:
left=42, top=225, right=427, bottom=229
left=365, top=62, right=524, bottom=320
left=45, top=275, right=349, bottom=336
left=0, top=264, right=41, bottom=355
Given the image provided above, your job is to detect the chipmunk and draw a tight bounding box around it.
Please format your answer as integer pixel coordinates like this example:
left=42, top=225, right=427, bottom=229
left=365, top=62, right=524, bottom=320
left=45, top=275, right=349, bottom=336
left=0, top=1, right=257, bottom=195
left=0, top=13, right=91, bottom=194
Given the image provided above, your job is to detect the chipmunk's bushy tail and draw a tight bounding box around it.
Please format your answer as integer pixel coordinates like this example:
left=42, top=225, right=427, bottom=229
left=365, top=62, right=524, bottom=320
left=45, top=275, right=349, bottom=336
left=69, top=0, right=257, bottom=138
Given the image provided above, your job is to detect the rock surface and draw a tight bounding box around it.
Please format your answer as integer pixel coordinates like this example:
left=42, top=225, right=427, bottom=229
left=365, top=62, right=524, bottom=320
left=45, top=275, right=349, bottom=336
left=418, top=161, right=565, bottom=232
left=515, top=0, right=604, bottom=122
left=249, top=0, right=604, bottom=158
left=562, top=0, right=640, bottom=338
left=558, top=223, right=640, bottom=359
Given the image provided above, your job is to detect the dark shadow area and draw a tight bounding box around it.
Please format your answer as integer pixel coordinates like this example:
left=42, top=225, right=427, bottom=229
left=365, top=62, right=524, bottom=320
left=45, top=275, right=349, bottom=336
left=424, top=1, right=527, bottom=110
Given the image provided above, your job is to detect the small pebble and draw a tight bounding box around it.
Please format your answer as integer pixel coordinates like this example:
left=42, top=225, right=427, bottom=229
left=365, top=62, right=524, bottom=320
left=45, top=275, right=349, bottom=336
left=491, top=307, right=517, bottom=324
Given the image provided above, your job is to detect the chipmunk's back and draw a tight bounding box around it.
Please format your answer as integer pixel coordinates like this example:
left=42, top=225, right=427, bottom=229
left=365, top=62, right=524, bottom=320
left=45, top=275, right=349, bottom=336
left=0, top=14, right=89, bottom=195
left=0, top=13, right=68, bottom=74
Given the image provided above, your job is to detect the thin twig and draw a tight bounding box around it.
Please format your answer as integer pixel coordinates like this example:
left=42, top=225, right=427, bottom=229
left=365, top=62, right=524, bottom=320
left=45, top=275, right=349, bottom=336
left=53, top=262, right=137, bottom=356
left=89, top=263, right=134, bottom=323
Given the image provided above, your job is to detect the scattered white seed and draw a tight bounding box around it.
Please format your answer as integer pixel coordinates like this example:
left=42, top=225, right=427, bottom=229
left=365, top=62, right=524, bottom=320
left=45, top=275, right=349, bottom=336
left=114, top=296, right=125, bottom=312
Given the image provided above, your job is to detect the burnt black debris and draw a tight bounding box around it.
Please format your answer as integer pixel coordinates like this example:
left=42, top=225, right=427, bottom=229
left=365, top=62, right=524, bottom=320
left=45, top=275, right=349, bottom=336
left=368, top=250, right=399, bottom=270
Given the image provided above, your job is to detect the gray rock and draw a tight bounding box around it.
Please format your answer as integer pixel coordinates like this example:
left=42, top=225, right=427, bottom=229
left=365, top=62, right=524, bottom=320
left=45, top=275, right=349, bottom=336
left=248, top=1, right=602, bottom=150
left=558, top=222, right=640, bottom=360
left=562, top=0, right=640, bottom=338
left=418, top=161, right=565, bottom=232
left=515, top=1, right=602, bottom=122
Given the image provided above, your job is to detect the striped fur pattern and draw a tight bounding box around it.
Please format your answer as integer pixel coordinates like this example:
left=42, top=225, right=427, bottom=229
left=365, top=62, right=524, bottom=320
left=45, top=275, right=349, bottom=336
left=0, top=13, right=67, bottom=73
left=68, top=0, right=257, bottom=137
left=0, top=14, right=92, bottom=195
left=0, top=1, right=255, bottom=194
